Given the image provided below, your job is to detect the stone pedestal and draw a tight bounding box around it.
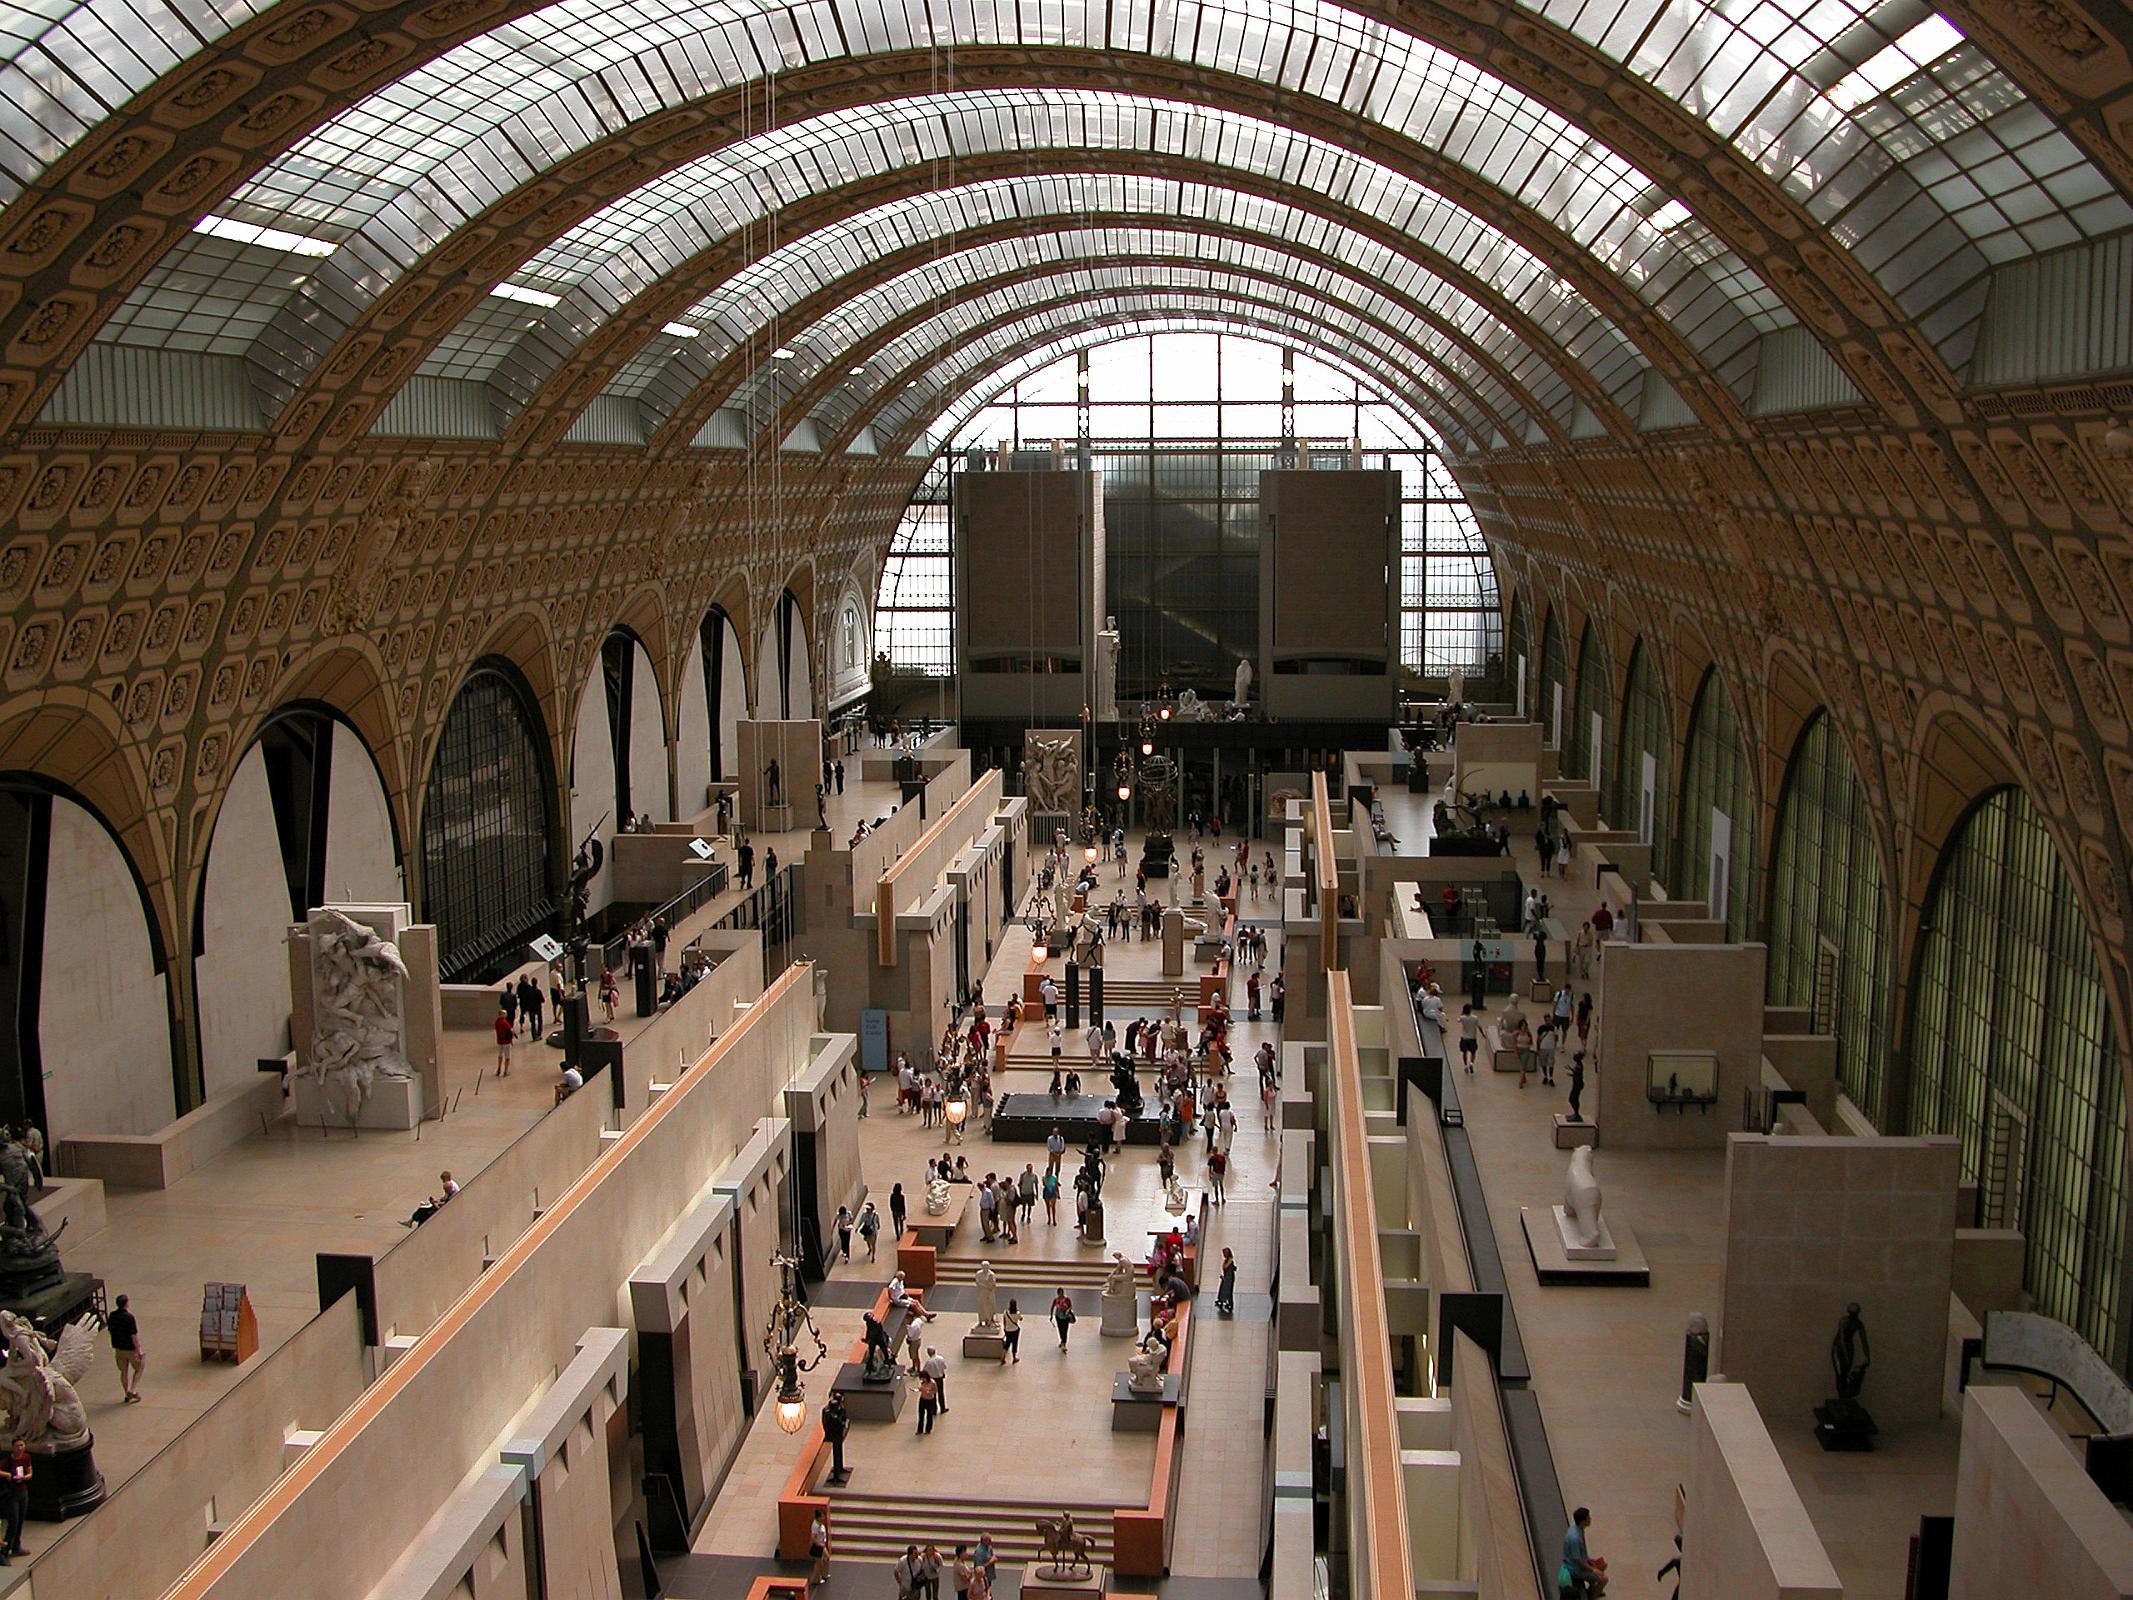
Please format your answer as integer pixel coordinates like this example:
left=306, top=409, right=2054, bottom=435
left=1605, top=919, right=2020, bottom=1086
left=1021, top=1562, right=1108, bottom=1599
left=1111, top=1372, right=1182, bottom=1430
left=1100, top=1287, right=1137, bottom=1337
left=962, top=1331, right=1006, bottom=1361
left=27, top=1435, right=105, bottom=1519
left=1161, top=910, right=1186, bottom=976
left=1551, top=1204, right=1618, bottom=1262
left=1813, top=1399, right=1877, bottom=1452
left=293, top=1071, right=420, bottom=1131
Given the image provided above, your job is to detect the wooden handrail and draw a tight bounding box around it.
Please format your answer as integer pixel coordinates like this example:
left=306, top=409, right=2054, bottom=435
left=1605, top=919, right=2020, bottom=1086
left=1327, top=970, right=1413, bottom=1597
left=876, top=772, right=997, bottom=966
left=1311, top=770, right=1340, bottom=972
left=161, top=964, right=814, bottom=1600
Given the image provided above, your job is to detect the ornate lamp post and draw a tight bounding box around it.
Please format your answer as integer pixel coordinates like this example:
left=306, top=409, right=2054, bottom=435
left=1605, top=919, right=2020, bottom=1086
left=763, top=1251, right=829, bottom=1435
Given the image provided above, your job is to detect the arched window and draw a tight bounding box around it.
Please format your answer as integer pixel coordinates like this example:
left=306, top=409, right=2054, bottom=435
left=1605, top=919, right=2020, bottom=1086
left=1675, top=670, right=1754, bottom=942
left=1609, top=642, right=1669, bottom=869
left=1538, top=610, right=1567, bottom=748
left=1907, top=786, right=2127, bottom=1359
left=1506, top=596, right=1531, bottom=720
left=1765, top=713, right=1888, bottom=1122
left=421, top=661, right=557, bottom=982
left=1566, top=624, right=1607, bottom=784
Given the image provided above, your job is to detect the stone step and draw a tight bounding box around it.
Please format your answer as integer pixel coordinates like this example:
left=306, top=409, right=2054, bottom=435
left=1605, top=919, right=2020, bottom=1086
left=929, top=1258, right=1114, bottom=1286
left=820, top=1493, right=1118, bottom=1561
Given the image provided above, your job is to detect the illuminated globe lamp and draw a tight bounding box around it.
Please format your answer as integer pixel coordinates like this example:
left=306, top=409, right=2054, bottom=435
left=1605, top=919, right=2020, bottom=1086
left=944, top=1090, right=970, bottom=1130
left=762, top=1251, right=828, bottom=1435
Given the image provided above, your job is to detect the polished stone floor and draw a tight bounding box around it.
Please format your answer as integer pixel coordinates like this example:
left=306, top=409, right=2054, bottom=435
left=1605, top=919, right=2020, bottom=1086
left=693, top=826, right=1282, bottom=1584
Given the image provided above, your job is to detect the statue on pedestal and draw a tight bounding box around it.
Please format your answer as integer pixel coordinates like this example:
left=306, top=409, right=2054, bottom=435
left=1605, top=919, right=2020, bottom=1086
left=1126, top=1346, right=1165, bottom=1392
left=1233, top=656, right=1253, bottom=709
left=1101, top=1251, right=1138, bottom=1337
left=1094, top=618, right=1122, bottom=721
left=1814, top=1301, right=1878, bottom=1449
left=861, top=1310, right=896, bottom=1381
left=763, top=757, right=784, bottom=805
left=1164, top=1174, right=1188, bottom=1215
left=972, top=1261, right=1000, bottom=1333
left=1035, top=1512, right=1097, bottom=1580
left=924, top=1176, right=951, bottom=1216
left=1562, top=1145, right=1603, bottom=1250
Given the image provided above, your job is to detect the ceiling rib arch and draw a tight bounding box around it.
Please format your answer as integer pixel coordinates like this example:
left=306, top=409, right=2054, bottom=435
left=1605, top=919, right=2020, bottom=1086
left=671, top=230, right=1554, bottom=453
left=710, top=253, right=1526, bottom=460
left=595, top=178, right=1582, bottom=448
left=241, top=80, right=1702, bottom=444
left=809, top=283, right=1477, bottom=459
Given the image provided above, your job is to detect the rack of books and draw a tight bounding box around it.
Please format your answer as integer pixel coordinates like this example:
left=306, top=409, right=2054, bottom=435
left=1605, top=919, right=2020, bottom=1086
left=199, top=1282, right=257, bottom=1363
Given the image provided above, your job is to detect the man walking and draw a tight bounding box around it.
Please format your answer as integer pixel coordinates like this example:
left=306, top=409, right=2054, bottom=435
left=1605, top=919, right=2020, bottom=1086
left=108, top=1292, right=145, bottom=1402
left=922, top=1345, right=950, bottom=1413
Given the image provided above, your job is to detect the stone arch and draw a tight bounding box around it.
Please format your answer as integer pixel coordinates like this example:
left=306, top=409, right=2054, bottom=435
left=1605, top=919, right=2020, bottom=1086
left=417, top=653, right=562, bottom=983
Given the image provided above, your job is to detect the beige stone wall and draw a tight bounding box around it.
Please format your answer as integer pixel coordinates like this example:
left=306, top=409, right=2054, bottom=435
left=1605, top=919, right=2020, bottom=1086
left=1717, top=1133, right=1960, bottom=1430
left=1681, top=1383, right=1842, bottom=1600
left=1592, top=942, right=1766, bottom=1151
left=1950, top=1385, right=2133, bottom=1600
left=28, top=1291, right=369, bottom=1600
left=173, top=966, right=821, bottom=1600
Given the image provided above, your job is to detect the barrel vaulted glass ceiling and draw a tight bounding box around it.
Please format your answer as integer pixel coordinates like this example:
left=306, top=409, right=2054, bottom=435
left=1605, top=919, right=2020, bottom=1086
left=8, top=0, right=2131, bottom=449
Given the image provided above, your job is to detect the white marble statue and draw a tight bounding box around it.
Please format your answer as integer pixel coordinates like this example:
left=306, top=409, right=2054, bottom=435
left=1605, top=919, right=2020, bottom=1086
left=925, top=1175, right=951, bottom=1216
left=1563, top=1145, right=1604, bottom=1250
left=0, top=1311, right=94, bottom=1447
left=1095, top=617, right=1122, bottom=721
left=1447, top=668, right=1465, bottom=707
left=972, top=1260, right=1000, bottom=1332
left=1164, top=1174, right=1188, bottom=1215
left=1104, top=1251, right=1134, bottom=1299
left=1126, top=1346, right=1165, bottom=1392
left=303, top=908, right=412, bottom=1120
left=1175, top=688, right=1207, bottom=722
left=1026, top=735, right=1081, bottom=814
left=1233, top=656, right=1252, bottom=708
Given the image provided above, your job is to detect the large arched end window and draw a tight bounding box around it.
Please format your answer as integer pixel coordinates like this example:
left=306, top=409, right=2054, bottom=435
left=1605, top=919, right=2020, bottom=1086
left=1907, top=786, right=2127, bottom=1360
left=878, top=331, right=1498, bottom=686
left=421, top=660, right=558, bottom=982
left=1765, top=712, right=1888, bottom=1121
left=1675, top=670, right=1754, bottom=942
left=1566, top=624, right=1608, bottom=785
left=1538, top=610, right=1567, bottom=748
left=1609, top=642, right=1670, bottom=868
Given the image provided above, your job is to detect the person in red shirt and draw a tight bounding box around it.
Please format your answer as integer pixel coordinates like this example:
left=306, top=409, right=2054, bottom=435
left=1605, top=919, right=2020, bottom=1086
left=493, top=1004, right=515, bottom=1076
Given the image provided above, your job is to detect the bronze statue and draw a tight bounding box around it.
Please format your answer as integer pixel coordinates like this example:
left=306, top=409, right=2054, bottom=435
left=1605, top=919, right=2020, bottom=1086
left=1035, top=1510, right=1096, bottom=1578
left=1830, top=1301, right=1870, bottom=1401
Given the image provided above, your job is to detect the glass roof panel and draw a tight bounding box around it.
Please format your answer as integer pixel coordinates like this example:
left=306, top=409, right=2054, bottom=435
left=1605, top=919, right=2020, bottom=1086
left=1511, top=0, right=2133, bottom=365
left=934, top=325, right=1450, bottom=450
left=599, top=174, right=1574, bottom=424
left=150, top=3, right=1771, bottom=387
left=383, top=90, right=1647, bottom=420
left=708, top=229, right=1527, bottom=442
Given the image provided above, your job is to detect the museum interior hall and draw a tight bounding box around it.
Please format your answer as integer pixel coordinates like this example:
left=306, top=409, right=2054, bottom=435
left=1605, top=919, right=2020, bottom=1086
left=3, top=1, right=2133, bottom=1598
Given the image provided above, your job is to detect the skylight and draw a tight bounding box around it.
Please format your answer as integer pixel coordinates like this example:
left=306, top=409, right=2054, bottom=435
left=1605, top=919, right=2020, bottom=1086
left=490, top=282, right=562, bottom=307
left=1828, top=15, right=1965, bottom=112
left=193, top=214, right=336, bottom=257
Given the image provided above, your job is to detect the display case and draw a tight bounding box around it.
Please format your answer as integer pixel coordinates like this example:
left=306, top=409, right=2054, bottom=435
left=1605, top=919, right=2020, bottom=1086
left=1646, top=1049, right=1719, bottom=1109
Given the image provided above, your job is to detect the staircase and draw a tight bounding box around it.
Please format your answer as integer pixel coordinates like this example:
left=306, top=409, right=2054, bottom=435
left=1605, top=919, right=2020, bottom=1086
left=1099, top=979, right=1197, bottom=1009
left=820, top=1489, right=1119, bottom=1566
left=930, top=1253, right=1117, bottom=1288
